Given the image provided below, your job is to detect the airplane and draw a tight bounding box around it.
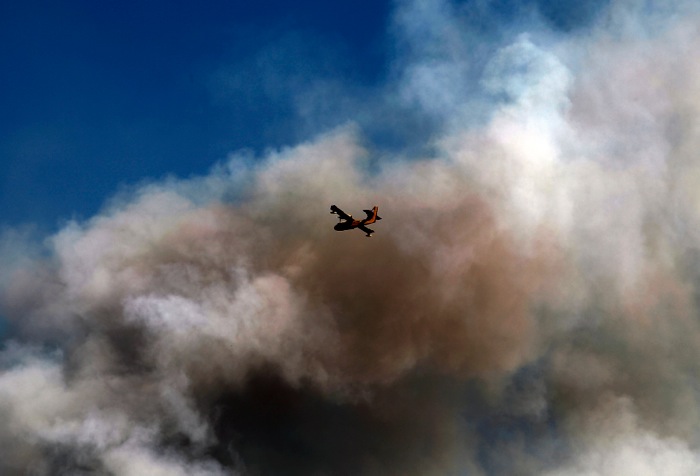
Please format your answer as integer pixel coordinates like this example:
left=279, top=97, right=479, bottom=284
left=330, top=204, right=382, bottom=237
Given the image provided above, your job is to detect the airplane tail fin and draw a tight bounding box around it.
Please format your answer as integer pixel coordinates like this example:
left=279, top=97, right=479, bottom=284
left=363, top=206, right=381, bottom=221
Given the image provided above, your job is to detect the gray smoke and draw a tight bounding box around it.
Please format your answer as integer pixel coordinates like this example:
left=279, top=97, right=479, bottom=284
left=3, top=0, right=700, bottom=474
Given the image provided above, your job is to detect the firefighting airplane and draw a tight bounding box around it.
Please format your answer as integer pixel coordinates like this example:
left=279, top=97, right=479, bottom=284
left=330, top=204, right=382, bottom=237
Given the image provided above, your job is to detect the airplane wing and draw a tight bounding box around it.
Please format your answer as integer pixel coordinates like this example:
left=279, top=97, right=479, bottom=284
left=358, top=225, right=375, bottom=236
left=330, top=204, right=352, bottom=220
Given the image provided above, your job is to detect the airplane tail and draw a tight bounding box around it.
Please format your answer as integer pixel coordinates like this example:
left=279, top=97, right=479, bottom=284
left=363, top=206, right=381, bottom=222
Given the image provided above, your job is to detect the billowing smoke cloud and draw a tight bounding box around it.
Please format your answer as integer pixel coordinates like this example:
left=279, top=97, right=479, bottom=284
left=3, top=0, right=700, bottom=474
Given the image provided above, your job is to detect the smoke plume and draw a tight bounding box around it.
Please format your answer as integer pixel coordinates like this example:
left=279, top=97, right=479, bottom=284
left=3, top=0, right=700, bottom=474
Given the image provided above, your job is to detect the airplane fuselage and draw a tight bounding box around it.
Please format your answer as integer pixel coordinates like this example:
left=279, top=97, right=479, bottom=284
left=334, top=220, right=362, bottom=231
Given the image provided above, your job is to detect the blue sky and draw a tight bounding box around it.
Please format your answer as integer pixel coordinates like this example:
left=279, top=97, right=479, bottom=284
left=0, top=0, right=392, bottom=226
left=0, top=0, right=605, bottom=228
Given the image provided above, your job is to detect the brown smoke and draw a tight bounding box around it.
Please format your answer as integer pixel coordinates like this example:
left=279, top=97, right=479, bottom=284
left=0, top=126, right=561, bottom=474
